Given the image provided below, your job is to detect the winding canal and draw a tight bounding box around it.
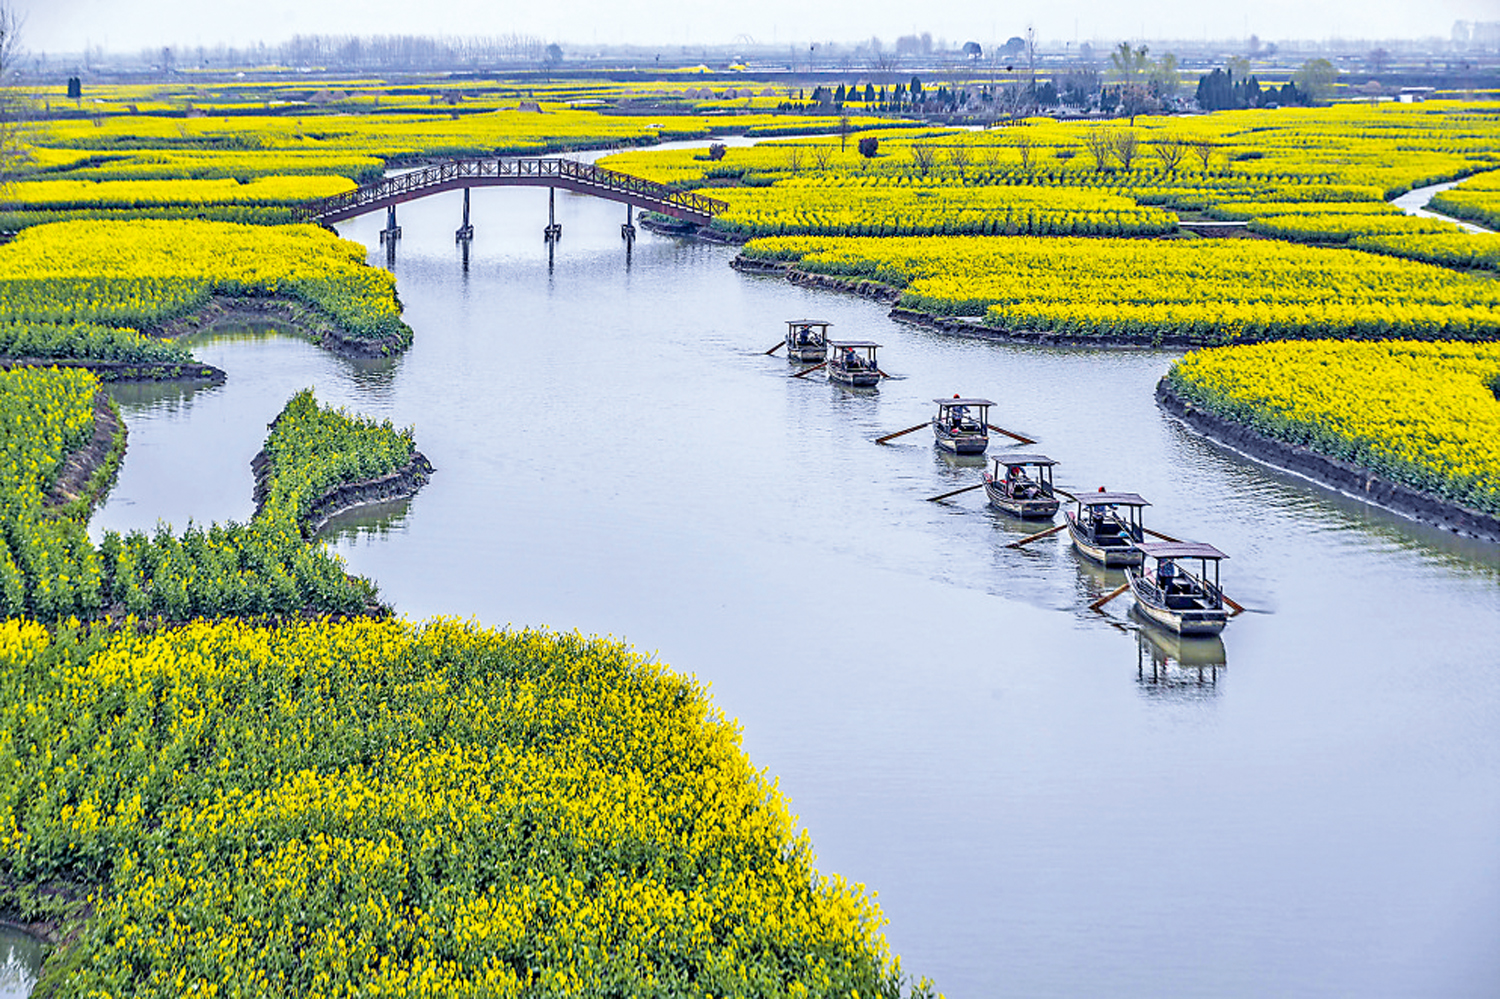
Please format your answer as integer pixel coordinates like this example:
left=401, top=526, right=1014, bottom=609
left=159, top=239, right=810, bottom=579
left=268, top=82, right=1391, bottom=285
left=86, top=176, right=1500, bottom=998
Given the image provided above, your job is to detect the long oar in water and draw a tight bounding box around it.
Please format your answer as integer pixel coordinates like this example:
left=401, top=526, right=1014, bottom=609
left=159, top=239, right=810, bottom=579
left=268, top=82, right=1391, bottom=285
left=876, top=422, right=929, bottom=445
left=1221, top=592, right=1247, bottom=616
left=987, top=423, right=1036, bottom=445
left=1089, top=583, right=1130, bottom=612
left=927, top=482, right=985, bottom=502
left=1007, top=523, right=1067, bottom=547
left=878, top=368, right=896, bottom=379
left=791, top=361, right=827, bottom=378
left=764, top=341, right=786, bottom=355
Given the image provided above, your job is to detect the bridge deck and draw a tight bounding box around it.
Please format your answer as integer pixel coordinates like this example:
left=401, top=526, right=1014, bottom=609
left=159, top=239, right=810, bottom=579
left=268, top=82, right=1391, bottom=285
left=298, top=157, right=727, bottom=226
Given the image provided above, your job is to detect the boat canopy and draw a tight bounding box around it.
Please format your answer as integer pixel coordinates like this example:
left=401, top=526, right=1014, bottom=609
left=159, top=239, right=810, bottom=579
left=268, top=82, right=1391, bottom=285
left=992, top=453, right=1056, bottom=467
left=1076, top=491, right=1150, bottom=507
left=1135, top=541, right=1228, bottom=561
left=786, top=319, right=832, bottom=327
left=828, top=340, right=882, bottom=348
left=934, top=397, right=995, bottom=407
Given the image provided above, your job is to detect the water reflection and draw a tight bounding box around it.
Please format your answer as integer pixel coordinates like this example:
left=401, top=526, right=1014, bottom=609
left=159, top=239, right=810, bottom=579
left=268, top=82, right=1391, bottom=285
left=1134, top=618, right=1227, bottom=701
left=103, top=377, right=215, bottom=415
left=315, top=496, right=413, bottom=546
left=0, top=927, right=42, bottom=999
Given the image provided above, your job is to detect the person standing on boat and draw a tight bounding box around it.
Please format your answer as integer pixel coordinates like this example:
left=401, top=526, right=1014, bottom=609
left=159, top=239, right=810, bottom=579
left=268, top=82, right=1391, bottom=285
left=1158, top=559, right=1177, bottom=590
left=950, top=395, right=969, bottom=428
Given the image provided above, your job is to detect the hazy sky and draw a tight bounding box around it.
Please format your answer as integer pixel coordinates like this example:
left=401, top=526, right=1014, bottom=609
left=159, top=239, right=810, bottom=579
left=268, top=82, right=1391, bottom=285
left=20, top=0, right=1496, bottom=55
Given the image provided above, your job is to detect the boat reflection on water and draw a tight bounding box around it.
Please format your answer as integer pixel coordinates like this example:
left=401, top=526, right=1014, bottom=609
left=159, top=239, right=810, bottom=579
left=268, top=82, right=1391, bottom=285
left=1071, top=551, right=1127, bottom=605
left=1133, top=611, right=1227, bottom=700
left=934, top=447, right=987, bottom=471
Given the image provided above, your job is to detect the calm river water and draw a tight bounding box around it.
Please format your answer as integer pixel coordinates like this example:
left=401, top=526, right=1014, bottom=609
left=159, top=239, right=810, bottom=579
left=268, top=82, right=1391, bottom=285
left=84, top=175, right=1500, bottom=998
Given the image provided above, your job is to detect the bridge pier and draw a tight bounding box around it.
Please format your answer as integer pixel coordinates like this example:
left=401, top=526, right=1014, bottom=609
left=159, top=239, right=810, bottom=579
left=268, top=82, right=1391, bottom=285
left=622, top=203, right=636, bottom=242
left=543, top=187, right=562, bottom=242
left=456, top=187, right=474, bottom=242
left=379, top=204, right=402, bottom=244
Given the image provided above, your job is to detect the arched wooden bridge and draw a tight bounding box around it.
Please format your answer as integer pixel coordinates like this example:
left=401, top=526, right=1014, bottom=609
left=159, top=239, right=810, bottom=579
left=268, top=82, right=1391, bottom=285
left=295, top=157, right=728, bottom=226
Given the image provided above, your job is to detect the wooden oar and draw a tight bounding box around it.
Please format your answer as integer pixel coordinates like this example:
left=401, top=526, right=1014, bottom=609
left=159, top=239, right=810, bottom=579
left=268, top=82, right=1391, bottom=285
left=1089, top=582, right=1130, bottom=612
left=1053, top=486, right=1078, bottom=501
left=987, top=423, right=1037, bottom=445
left=764, top=341, right=785, bottom=355
left=1222, top=592, right=1247, bottom=616
left=877, top=368, right=894, bottom=379
left=876, top=422, right=929, bottom=445
left=1142, top=526, right=1183, bottom=543
left=1006, top=522, right=1066, bottom=547
left=927, top=481, right=985, bottom=502
left=791, top=361, right=827, bottom=378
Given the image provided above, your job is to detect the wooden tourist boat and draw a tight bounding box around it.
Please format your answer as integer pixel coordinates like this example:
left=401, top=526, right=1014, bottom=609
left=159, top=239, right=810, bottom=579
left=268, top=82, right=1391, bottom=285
left=982, top=453, right=1061, bottom=519
left=1124, top=541, right=1231, bottom=636
left=827, top=340, right=882, bottom=388
left=1065, top=491, right=1149, bottom=567
left=932, top=396, right=992, bottom=454
left=783, top=319, right=831, bottom=362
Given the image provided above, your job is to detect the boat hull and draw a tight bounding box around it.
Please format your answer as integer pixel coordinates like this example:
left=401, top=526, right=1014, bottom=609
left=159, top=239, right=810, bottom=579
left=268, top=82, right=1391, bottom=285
left=828, top=366, right=880, bottom=387
left=1066, top=512, right=1144, bottom=567
left=983, top=479, right=1060, bottom=519
left=787, top=344, right=827, bottom=363
left=933, top=420, right=988, bottom=454
left=1126, top=570, right=1228, bottom=636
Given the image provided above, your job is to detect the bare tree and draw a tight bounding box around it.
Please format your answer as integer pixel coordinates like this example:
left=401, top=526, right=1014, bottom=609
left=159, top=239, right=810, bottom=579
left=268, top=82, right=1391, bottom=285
left=1015, top=136, right=1035, bottom=171
left=1188, top=137, right=1215, bottom=171
left=1083, top=128, right=1115, bottom=171
left=784, top=145, right=803, bottom=174
left=909, top=143, right=936, bottom=177
left=873, top=49, right=901, bottom=84
left=1112, top=130, right=1140, bottom=170
left=1151, top=135, right=1185, bottom=172
left=0, top=4, right=29, bottom=189
left=810, top=144, right=833, bottom=170
left=946, top=144, right=971, bottom=178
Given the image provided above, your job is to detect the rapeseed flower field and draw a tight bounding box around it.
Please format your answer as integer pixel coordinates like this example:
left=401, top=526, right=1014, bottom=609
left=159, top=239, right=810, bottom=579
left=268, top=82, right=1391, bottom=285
left=1167, top=340, right=1500, bottom=515
left=0, top=618, right=922, bottom=997
left=0, top=219, right=409, bottom=348
left=743, top=235, right=1500, bottom=341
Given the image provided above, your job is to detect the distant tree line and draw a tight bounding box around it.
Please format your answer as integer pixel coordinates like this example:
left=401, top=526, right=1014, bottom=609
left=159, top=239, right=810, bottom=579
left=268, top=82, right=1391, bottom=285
left=141, top=33, right=555, bottom=72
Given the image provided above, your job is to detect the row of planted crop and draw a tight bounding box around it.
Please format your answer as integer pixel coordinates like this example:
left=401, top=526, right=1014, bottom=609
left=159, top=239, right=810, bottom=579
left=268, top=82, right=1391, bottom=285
left=709, top=180, right=1178, bottom=238
left=0, top=175, right=356, bottom=210
left=0, top=616, right=923, bottom=998
left=1167, top=340, right=1500, bottom=517
left=741, top=235, right=1500, bottom=341
left=0, top=368, right=413, bottom=620
left=597, top=102, right=1500, bottom=199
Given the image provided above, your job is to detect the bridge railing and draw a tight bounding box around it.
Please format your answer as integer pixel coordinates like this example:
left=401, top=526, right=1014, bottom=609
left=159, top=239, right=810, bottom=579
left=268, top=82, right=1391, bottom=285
left=300, top=157, right=728, bottom=222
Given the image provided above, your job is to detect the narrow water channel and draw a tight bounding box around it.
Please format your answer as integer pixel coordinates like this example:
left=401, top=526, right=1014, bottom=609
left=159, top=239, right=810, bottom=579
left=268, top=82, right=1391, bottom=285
left=89, top=178, right=1500, bottom=998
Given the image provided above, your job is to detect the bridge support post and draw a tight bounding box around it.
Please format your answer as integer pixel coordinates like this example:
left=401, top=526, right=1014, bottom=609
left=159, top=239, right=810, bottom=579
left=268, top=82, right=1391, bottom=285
left=543, top=187, right=562, bottom=241
left=379, top=205, right=402, bottom=244
left=622, top=203, right=636, bottom=242
left=456, top=187, right=474, bottom=242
